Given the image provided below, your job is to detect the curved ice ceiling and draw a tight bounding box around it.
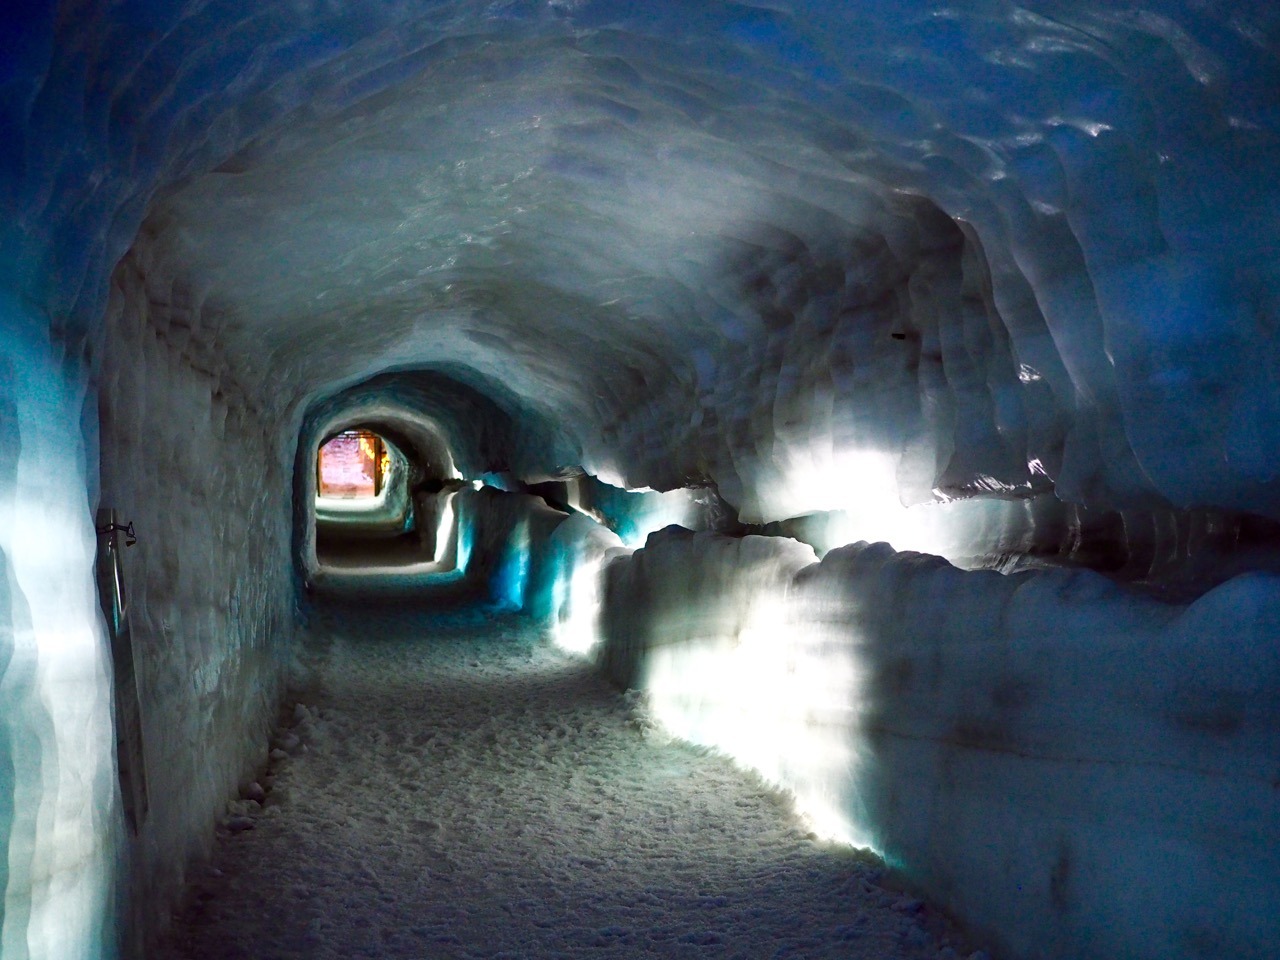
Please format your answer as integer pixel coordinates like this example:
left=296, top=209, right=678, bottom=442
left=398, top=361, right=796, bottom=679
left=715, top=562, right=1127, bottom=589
left=9, top=1, right=1280, bottom=521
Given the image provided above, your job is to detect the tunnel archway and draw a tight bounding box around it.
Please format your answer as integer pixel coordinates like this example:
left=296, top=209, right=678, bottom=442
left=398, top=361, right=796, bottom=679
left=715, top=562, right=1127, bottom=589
left=313, top=428, right=417, bottom=560
left=297, top=400, right=463, bottom=584
left=3, top=4, right=1279, bottom=959
left=316, top=429, right=391, bottom=500
left=289, top=366, right=575, bottom=594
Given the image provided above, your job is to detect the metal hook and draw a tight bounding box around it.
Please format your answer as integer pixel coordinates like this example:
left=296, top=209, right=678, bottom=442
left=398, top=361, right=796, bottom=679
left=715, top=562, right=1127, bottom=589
left=96, top=520, right=138, bottom=547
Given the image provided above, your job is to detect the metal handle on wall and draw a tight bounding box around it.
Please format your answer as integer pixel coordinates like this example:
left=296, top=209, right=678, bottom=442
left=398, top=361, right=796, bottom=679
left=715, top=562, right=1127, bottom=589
left=94, top=508, right=150, bottom=834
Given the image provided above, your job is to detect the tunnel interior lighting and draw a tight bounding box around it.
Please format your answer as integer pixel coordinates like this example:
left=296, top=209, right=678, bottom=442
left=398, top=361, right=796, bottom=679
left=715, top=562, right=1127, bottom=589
left=432, top=494, right=458, bottom=566
left=317, top=431, right=386, bottom=499
left=6, top=3, right=1278, bottom=958
left=552, top=552, right=613, bottom=656
left=492, top=517, right=532, bottom=609
left=641, top=584, right=871, bottom=851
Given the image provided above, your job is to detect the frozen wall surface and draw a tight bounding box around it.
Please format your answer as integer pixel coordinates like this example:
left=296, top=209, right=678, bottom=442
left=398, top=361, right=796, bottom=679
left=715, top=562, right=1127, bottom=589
left=0, top=298, right=118, bottom=960
left=599, top=532, right=1280, bottom=960
left=391, top=484, right=627, bottom=642
left=96, top=254, right=296, bottom=954
left=1, top=1, right=1279, bottom=958
left=6, top=0, right=1276, bottom=525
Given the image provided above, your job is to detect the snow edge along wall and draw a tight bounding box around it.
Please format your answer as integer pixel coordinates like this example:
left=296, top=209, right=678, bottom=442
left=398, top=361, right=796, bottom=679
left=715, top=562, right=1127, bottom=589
left=598, top=531, right=1280, bottom=960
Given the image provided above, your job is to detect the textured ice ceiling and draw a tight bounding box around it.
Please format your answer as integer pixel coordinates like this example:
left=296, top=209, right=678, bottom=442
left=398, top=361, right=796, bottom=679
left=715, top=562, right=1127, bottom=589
left=12, top=1, right=1280, bottom=522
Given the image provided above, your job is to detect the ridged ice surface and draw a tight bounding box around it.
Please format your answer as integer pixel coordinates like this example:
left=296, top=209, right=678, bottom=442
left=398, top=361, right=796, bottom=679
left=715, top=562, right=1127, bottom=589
left=7, top=1, right=1277, bottom=521
left=154, top=600, right=987, bottom=960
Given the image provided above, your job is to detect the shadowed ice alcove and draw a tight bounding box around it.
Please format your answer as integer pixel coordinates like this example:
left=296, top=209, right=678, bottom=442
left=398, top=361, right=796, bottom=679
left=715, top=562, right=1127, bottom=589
left=1, top=2, right=1278, bottom=958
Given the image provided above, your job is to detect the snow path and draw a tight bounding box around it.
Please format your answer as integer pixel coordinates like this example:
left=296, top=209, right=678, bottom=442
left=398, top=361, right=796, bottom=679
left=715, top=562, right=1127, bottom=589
left=155, top=599, right=983, bottom=960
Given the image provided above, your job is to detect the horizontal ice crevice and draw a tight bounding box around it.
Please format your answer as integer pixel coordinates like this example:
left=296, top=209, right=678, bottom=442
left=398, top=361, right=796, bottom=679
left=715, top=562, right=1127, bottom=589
left=566, top=479, right=706, bottom=550
left=597, top=530, right=1280, bottom=960
left=764, top=445, right=1051, bottom=564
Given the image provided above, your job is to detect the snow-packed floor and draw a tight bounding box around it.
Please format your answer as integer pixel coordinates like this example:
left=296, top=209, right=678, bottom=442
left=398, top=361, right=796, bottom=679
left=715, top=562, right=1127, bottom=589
left=154, top=596, right=989, bottom=960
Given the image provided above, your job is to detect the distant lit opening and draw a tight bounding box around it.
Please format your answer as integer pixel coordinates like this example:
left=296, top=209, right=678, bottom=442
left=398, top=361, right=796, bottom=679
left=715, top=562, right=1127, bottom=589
left=317, top=430, right=389, bottom=498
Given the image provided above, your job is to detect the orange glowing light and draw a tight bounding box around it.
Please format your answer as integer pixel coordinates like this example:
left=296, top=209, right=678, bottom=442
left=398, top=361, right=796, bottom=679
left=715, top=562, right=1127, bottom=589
left=318, top=430, right=384, bottom=498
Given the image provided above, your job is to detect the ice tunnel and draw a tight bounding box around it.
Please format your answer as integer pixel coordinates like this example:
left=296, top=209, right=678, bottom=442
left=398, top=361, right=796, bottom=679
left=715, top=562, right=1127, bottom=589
left=1, top=1, right=1278, bottom=958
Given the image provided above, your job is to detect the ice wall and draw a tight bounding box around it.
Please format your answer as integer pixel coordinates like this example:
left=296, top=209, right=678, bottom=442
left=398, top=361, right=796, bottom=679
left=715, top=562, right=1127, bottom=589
left=540, top=512, right=630, bottom=654
left=598, top=533, right=1280, bottom=960
left=96, top=255, right=296, bottom=953
left=438, top=486, right=627, bottom=646
left=799, top=544, right=1280, bottom=960
left=0, top=295, right=117, bottom=960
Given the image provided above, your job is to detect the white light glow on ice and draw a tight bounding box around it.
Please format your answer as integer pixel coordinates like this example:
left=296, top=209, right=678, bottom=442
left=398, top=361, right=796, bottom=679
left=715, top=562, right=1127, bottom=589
left=775, top=447, right=907, bottom=536
left=553, top=553, right=612, bottom=655
left=642, top=586, right=872, bottom=850
left=433, top=494, right=457, bottom=566
left=315, top=488, right=388, bottom=513
left=775, top=446, right=1014, bottom=562
left=0, top=321, right=116, bottom=960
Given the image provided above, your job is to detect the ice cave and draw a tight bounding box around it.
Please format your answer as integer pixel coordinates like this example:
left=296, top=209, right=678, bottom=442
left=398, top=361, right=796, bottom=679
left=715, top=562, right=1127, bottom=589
left=1, top=2, right=1278, bottom=958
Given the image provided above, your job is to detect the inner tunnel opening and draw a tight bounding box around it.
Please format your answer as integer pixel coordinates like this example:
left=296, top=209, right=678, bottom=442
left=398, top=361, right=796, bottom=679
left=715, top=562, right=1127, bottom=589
left=316, top=430, right=388, bottom=499
left=308, top=415, right=466, bottom=580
